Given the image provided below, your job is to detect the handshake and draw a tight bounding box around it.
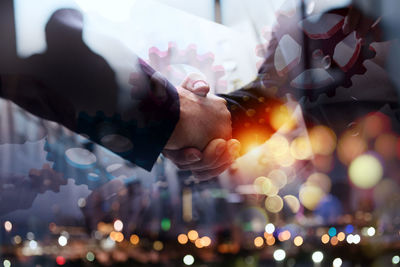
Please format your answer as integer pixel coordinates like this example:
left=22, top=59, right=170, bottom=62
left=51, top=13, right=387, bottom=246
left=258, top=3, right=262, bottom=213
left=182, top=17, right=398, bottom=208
left=163, top=74, right=240, bottom=180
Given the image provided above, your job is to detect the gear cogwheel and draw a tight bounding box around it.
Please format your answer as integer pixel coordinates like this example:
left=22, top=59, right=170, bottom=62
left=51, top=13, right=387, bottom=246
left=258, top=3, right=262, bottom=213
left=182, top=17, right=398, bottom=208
left=147, top=42, right=227, bottom=93
left=29, top=164, right=68, bottom=194
left=44, top=118, right=138, bottom=190
left=256, top=3, right=377, bottom=101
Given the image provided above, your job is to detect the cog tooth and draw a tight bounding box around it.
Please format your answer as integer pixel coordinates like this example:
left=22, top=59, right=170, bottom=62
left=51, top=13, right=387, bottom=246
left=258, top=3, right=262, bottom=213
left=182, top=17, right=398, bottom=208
left=146, top=43, right=227, bottom=94
left=184, top=45, right=198, bottom=64
left=197, top=53, right=215, bottom=69
left=148, top=46, right=165, bottom=59
left=360, top=65, right=367, bottom=74
left=255, top=44, right=268, bottom=58
left=212, top=65, right=225, bottom=77
left=167, top=42, right=178, bottom=50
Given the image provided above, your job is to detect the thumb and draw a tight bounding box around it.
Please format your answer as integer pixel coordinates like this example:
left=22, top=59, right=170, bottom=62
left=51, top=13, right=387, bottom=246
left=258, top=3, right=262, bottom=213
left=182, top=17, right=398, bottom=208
left=181, top=73, right=210, bottom=97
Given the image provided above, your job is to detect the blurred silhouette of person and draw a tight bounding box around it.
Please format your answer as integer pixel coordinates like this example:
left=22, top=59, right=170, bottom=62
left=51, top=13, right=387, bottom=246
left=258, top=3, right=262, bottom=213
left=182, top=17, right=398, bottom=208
left=23, top=9, right=119, bottom=117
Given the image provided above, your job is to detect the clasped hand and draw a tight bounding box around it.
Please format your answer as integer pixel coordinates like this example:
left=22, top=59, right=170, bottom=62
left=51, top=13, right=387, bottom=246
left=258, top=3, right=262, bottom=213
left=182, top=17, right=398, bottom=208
left=164, top=74, right=240, bottom=180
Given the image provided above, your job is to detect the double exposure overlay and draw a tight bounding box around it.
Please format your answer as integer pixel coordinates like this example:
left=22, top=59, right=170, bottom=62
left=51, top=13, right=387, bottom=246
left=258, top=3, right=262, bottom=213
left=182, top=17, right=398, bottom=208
left=1, top=0, right=400, bottom=266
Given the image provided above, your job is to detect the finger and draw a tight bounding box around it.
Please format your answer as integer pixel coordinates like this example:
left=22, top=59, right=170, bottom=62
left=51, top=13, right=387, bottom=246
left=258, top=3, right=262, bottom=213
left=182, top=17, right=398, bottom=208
left=193, top=139, right=240, bottom=171
left=177, top=139, right=227, bottom=170
left=181, top=73, right=210, bottom=97
left=179, top=139, right=240, bottom=171
left=163, top=148, right=203, bottom=165
left=192, top=163, right=232, bottom=181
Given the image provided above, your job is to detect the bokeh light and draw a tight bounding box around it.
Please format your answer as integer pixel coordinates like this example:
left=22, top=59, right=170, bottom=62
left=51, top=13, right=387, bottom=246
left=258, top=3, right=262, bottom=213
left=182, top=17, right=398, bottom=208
left=200, top=236, right=212, bottom=247
left=13, top=236, right=21, bottom=245
left=262, top=178, right=280, bottom=196
left=130, top=234, right=139, bottom=245
left=178, top=234, right=188, bottom=245
left=363, top=112, right=389, bottom=139
left=110, top=231, right=124, bottom=242
left=58, top=236, right=67, bottom=247
left=290, top=136, right=313, bottom=160
left=56, top=256, right=66, bottom=265
left=367, top=227, right=376, bottom=237
left=266, top=134, right=289, bottom=158
left=293, top=236, right=303, bottom=246
left=161, top=218, right=171, bottom=231
left=278, top=230, right=291, bottom=241
left=346, top=234, right=354, bottom=244
left=265, top=223, right=275, bottom=234
left=195, top=239, right=204, bottom=248
left=113, top=220, right=123, bottom=232
left=337, top=232, right=345, bottom=241
left=333, top=258, right=343, bottom=267
left=299, top=184, right=325, bottom=210
left=273, top=249, right=286, bottom=261
left=328, top=227, right=337, bottom=237
left=270, top=105, right=297, bottom=133
left=268, top=169, right=287, bottom=189
left=375, top=133, right=397, bottom=159
left=306, top=173, right=331, bottom=193
left=153, top=241, right=163, bottom=251
left=337, top=133, right=367, bottom=165
left=254, top=236, right=264, bottom=247
left=188, top=230, right=199, bottom=241
left=183, top=255, right=195, bottom=266
left=349, top=154, right=383, bottom=189
left=283, top=195, right=301, bottom=213
left=86, top=252, right=95, bottom=262
left=312, top=251, right=324, bottom=263
left=321, top=234, right=329, bottom=244
left=4, top=221, right=12, bottom=232
left=265, top=195, right=284, bottom=213
left=266, top=235, right=276, bottom=246
left=3, top=260, right=11, bottom=267
left=330, top=236, right=338, bottom=246
left=353, top=234, right=361, bottom=244
left=309, top=125, right=337, bottom=155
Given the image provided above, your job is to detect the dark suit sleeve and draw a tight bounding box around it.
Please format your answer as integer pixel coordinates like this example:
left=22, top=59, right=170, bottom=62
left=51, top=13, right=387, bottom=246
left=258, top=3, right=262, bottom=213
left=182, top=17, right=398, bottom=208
left=0, top=59, right=180, bottom=172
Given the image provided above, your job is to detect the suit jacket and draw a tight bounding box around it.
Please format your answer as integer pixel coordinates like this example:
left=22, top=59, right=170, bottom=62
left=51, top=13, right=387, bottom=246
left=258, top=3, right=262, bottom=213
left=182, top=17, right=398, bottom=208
left=0, top=7, right=179, bottom=171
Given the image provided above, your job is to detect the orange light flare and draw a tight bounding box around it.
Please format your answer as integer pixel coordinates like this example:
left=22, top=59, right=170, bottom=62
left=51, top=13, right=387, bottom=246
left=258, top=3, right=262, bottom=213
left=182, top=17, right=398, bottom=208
left=236, top=129, right=274, bottom=155
left=270, top=104, right=297, bottom=133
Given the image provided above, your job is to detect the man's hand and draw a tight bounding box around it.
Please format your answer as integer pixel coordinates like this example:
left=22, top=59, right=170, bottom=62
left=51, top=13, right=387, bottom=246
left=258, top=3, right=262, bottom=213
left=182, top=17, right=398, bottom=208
left=163, top=74, right=240, bottom=180
left=164, top=76, right=232, bottom=151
